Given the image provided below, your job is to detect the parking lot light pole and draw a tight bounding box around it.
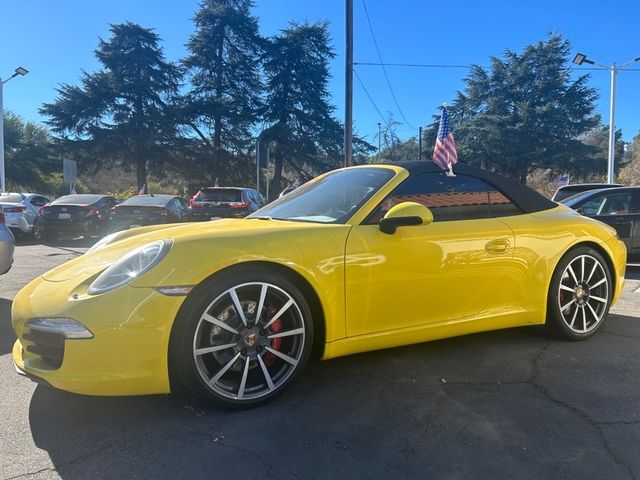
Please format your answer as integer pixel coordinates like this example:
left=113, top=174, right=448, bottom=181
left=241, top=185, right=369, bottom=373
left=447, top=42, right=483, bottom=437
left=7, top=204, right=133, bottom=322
left=1, top=67, right=29, bottom=193
left=572, top=53, right=640, bottom=184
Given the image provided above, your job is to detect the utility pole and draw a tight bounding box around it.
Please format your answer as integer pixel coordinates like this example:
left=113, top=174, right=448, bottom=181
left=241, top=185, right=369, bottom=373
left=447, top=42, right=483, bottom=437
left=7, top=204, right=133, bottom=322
left=418, top=126, right=422, bottom=161
left=377, top=122, right=381, bottom=162
left=573, top=52, right=640, bottom=183
left=344, top=0, right=353, bottom=167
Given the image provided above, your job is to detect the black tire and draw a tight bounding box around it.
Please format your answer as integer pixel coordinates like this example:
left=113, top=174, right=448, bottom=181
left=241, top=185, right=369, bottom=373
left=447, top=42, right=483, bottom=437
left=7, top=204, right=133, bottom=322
left=170, top=267, right=314, bottom=408
left=546, top=246, right=612, bottom=341
left=33, top=223, right=57, bottom=243
left=32, top=223, right=44, bottom=242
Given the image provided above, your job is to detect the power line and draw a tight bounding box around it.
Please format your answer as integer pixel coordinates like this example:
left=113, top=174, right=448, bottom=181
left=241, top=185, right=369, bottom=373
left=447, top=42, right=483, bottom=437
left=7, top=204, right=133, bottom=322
left=353, top=68, right=389, bottom=128
left=360, top=0, right=415, bottom=129
left=355, top=61, right=640, bottom=72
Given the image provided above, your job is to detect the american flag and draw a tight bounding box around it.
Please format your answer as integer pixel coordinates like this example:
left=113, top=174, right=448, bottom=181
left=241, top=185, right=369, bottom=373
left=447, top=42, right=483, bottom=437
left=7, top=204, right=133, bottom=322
left=432, top=107, right=458, bottom=171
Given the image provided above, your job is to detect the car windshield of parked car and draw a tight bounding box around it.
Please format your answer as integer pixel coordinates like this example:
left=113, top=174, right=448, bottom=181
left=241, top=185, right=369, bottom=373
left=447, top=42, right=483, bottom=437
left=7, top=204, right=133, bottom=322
left=52, top=195, right=100, bottom=205
left=197, top=189, right=242, bottom=203
left=121, top=196, right=171, bottom=206
left=0, top=194, right=24, bottom=203
left=249, top=167, right=395, bottom=224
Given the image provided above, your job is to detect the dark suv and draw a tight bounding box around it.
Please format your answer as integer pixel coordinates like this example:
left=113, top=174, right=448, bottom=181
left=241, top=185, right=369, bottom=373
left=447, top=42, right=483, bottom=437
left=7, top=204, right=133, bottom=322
left=189, top=187, right=265, bottom=221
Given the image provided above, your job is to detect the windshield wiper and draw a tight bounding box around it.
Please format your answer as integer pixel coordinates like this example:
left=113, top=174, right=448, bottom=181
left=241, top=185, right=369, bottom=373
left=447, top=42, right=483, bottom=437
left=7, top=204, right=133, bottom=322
left=251, top=215, right=273, bottom=221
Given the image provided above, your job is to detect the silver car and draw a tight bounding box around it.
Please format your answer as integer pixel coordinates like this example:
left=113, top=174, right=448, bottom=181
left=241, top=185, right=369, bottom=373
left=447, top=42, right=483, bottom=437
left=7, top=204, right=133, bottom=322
left=0, top=206, right=15, bottom=274
left=0, top=192, right=50, bottom=237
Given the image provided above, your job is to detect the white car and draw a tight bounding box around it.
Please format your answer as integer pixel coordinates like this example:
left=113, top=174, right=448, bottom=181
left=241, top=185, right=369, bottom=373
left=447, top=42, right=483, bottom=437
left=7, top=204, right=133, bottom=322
left=0, top=192, right=50, bottom=237
left=0, top=206, right=15, bottom=274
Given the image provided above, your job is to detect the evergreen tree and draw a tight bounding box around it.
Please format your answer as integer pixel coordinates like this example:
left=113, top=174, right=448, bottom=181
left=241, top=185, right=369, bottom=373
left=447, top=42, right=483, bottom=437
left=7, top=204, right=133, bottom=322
left=426, top=34, right=601, bottom=184
left=2, top=112, right=57, bottom=192
left=261, top=22, right=345, bottom=194
left=40, top=22, right=181, bottom=191
left=183, top=0, right=263, bottom=181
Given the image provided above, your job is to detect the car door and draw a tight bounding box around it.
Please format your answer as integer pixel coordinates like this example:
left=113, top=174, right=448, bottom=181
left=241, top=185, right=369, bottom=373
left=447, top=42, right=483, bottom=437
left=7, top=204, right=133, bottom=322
left=345, top=172, right=517, bottom=337
left=579, top=189, right=635, bottom=253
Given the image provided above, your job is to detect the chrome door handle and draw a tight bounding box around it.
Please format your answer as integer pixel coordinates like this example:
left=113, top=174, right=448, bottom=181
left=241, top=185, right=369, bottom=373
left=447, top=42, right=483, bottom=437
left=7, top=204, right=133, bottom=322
left=485, top=239, right=510, bottom=254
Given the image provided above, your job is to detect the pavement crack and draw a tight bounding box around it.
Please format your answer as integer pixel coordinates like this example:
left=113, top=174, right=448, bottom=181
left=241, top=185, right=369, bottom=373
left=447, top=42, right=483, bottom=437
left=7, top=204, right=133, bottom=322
left=530, top=341, right=635, bottom=479
left=601, top=331, right=640, bottom=341
left=2, top=467, right=56, bottom=480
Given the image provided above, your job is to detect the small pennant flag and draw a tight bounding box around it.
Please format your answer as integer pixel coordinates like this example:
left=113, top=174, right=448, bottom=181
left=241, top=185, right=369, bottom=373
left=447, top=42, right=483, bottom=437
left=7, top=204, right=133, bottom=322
left=554, top=175, right=570, bottom=187
left=432, top=106, right=458, bottom=176
left=214, top=177, right=219, bottom=188
left=138, top=183, right=146, bottom=195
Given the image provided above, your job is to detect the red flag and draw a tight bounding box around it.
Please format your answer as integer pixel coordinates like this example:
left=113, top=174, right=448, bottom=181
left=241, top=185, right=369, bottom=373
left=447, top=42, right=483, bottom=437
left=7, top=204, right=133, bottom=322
left=432, top=106, right=458, bottom=173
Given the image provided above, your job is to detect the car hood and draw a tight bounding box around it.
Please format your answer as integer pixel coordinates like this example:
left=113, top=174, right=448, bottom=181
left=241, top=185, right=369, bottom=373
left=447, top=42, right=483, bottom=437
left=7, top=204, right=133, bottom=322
left=41, top=218, right=344, bottom=282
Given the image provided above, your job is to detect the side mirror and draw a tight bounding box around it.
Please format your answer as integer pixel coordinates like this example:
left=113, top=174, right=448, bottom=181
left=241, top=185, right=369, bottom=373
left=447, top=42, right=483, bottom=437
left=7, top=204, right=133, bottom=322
left=379, top=201, right=433, bottom=234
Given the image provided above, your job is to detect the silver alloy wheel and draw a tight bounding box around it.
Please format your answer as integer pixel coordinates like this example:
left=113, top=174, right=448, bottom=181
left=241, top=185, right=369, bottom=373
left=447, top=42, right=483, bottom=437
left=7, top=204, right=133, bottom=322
left=557, top=254, right=609, bottom=334
left=192, top=281, right=306, bottom=401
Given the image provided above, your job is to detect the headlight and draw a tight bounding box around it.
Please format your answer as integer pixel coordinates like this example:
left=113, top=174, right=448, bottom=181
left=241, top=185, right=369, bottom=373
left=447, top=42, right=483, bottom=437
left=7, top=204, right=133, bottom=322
left=87, top=239, right=172, bottom=295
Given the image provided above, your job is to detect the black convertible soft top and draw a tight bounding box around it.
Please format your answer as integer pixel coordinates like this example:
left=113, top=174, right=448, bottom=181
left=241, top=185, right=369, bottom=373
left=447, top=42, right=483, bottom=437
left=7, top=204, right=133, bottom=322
left=386, top=161, right=557, bottom=214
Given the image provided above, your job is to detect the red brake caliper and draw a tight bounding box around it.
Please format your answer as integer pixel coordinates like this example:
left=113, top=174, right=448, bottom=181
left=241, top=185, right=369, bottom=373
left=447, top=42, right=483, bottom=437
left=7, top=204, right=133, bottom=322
left=264, top=304, right=282, bottom=367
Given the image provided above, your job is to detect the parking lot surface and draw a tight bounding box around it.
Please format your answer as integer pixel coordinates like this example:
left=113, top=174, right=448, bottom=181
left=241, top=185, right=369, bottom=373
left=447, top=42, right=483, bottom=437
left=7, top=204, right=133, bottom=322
left=1, top=240, right=640, bottom=479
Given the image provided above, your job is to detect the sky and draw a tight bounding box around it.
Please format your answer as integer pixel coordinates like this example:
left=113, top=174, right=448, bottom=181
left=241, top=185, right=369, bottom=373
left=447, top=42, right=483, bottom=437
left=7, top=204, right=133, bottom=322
left=2, top=0, right=640, bottom=148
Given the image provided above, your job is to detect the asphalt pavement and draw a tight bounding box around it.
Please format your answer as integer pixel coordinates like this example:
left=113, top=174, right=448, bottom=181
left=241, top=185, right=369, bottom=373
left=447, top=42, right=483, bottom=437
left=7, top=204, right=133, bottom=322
left=1, top=240, right=639, bottom=480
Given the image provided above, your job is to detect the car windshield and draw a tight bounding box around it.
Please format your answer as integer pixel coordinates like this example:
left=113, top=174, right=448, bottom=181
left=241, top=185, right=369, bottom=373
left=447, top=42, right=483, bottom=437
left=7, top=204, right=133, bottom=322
left=249, top=167, right=395, bottom=224
left=197, top=189, right=242, bottom=202
left=121, top=195, right=171, bottom=206
left=0, top=194, right=24, bottom=203
left=52, top=195, right=101, bottom=205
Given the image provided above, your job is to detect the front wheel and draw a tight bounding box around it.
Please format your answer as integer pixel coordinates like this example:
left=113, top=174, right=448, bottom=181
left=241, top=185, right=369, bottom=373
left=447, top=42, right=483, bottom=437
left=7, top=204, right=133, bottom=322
left=547, top=247, right=612, bottom=340
left=171, top=268, right=314, bottom=408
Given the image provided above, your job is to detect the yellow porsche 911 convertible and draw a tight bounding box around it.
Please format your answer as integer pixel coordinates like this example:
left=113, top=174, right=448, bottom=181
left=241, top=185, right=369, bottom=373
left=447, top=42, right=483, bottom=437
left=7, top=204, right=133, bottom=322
left=12, top=162, right=626, bottom=407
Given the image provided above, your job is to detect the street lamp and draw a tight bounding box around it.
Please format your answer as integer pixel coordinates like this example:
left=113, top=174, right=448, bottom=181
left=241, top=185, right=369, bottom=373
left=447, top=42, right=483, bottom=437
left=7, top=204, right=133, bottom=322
left=0, top=66, right=29, bottom=193
left=573, top=53, right=640, bottom=184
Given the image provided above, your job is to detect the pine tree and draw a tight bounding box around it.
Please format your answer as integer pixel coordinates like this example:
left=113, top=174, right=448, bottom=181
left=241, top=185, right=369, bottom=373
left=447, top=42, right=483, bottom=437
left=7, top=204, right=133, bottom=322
left=261, top=22, right=345, bottom=194
left=41, top=22, right=181, bottom=191
left=182, top=0, right=264, bottom=181
left=426, top=34, right=601, bottom=184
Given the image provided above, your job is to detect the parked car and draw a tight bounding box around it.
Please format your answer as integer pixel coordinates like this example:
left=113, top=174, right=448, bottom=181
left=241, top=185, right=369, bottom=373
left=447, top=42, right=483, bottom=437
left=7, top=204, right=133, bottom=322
left=552, top=183, right=623, bottom=202
left=12, top=162, right=626, bottom=408
left=0, top=192, right=50, bottom=238
left=562, top=186, right=640, bottom=260
left=109, top=194, right=190, bottom=233
left=0, top=206, right=15, bottom=274
left=34, top=194, right=119, bottom=241
left=189, top=187, right=265, bottom=221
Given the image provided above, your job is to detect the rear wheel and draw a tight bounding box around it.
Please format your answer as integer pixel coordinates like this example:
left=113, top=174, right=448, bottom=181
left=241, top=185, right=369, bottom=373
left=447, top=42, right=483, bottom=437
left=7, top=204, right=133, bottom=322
left=171, top=268, right=314, bottom=408
left=547, top=247, right=612, bottom=340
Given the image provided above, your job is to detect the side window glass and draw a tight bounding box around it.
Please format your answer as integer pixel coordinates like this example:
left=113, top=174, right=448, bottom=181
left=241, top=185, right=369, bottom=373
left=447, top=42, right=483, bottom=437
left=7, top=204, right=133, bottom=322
left=598, top=192, right=632, bottom=216
left=31, top=197, right=48, bottom=207
left=631, top=191, right=640, bottom=214
left=578, top=195, right=605, bottom=215
left=369, top=172, right=521, bottom=223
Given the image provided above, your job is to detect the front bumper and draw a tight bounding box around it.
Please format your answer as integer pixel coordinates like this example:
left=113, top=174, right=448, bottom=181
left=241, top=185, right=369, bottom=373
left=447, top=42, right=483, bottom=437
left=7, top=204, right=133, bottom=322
left=6, top=213, right=31, bottom=234
left=12, top=276, right=187, bottom=396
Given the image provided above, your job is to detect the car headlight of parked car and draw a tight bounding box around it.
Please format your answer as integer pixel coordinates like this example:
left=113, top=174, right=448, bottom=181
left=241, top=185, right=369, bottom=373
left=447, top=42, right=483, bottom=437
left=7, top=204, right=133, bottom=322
left=88, top=239, right=172, bottom=295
